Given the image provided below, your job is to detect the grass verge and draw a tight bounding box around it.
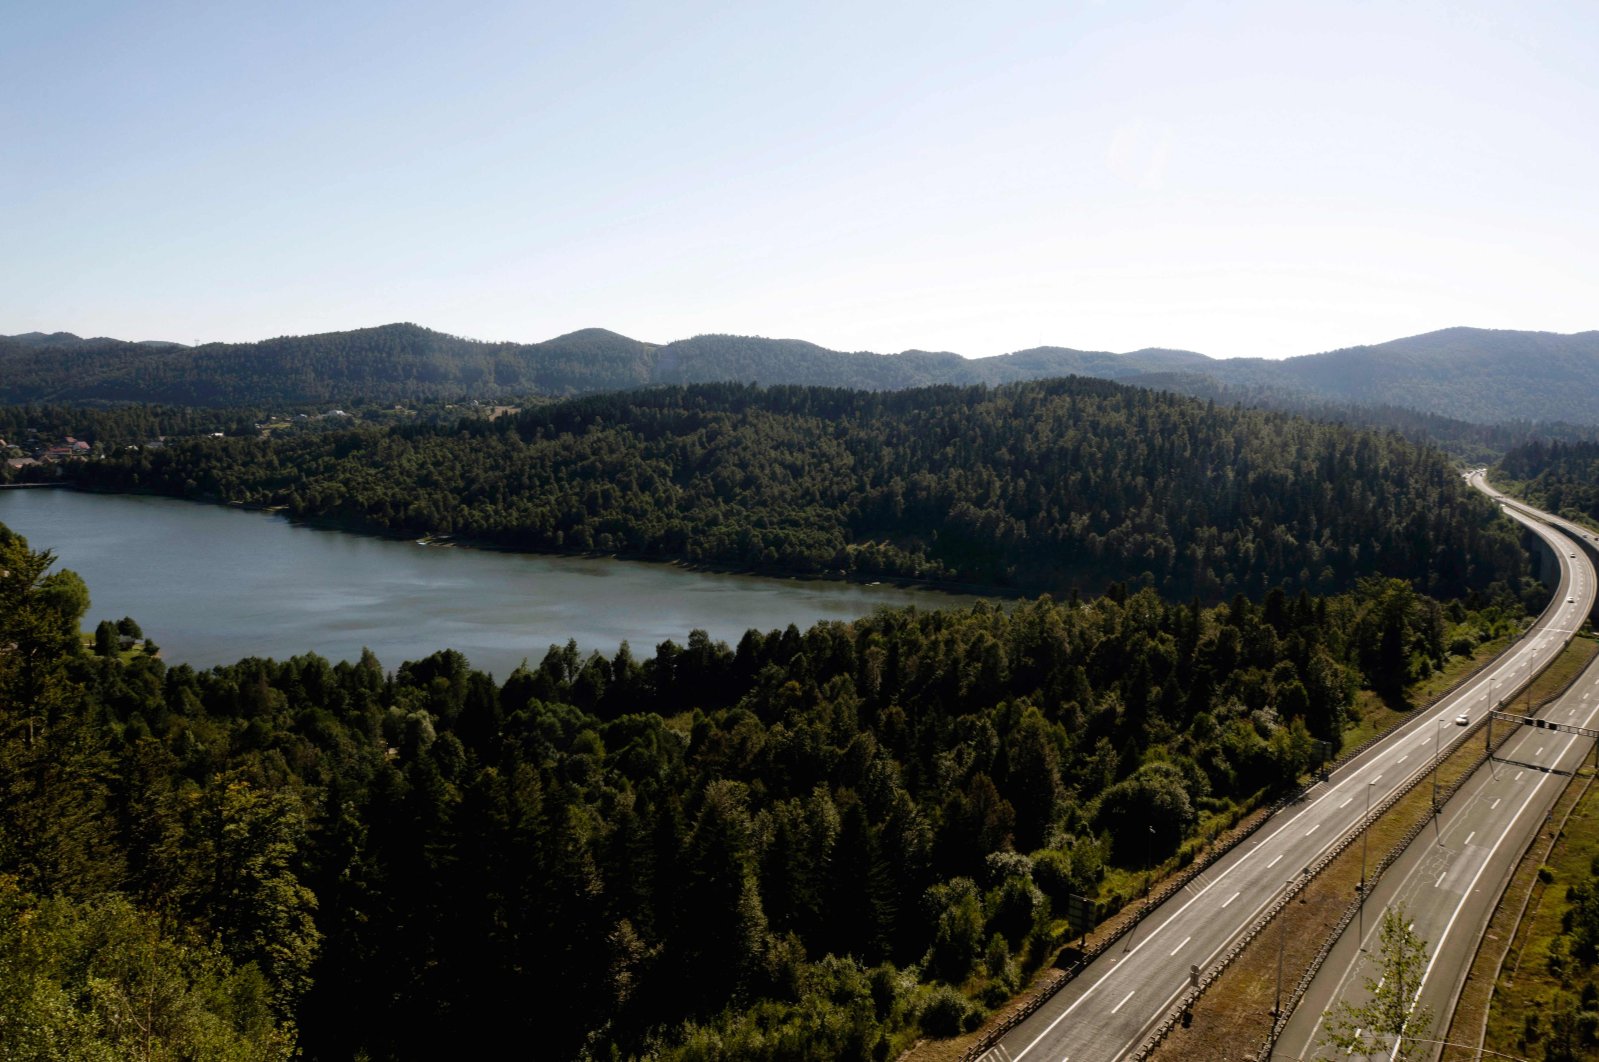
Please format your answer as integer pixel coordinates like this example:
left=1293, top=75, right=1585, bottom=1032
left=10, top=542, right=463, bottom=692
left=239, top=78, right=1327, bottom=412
left=903, top=627, right=1588, bottom=1062
left=1442, top=766, right=1596, bottom=1061
left=1145, top=634, right=1596, bottom=1062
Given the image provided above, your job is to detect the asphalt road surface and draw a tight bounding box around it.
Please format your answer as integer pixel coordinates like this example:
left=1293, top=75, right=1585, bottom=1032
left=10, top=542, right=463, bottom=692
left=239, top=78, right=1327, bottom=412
left=1276, top=479, right=1599, bottom=1061
left=985, top=484, right=1593, bottom=1062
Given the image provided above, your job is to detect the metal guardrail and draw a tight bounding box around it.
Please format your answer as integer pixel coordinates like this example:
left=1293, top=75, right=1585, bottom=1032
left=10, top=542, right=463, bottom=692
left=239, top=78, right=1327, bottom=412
left=1247, top=658, right=1595, bottom=1062
left=956, top=781, right=1314, bottom=1061
left=959, top=491, right=1581, bottom=1062
left=1129, top=644, right=1594, bottom=1062
left=957, top=630, right=1561, bottom=1062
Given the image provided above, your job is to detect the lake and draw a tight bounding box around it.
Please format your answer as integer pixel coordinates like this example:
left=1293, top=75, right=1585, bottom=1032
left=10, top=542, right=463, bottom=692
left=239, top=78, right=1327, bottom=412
left=0, top=488, right=973, bottom=678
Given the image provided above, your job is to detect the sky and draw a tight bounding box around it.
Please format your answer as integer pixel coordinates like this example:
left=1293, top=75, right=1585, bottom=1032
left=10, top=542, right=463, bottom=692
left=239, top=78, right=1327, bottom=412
left=3, top=0, right=1597, bottom=359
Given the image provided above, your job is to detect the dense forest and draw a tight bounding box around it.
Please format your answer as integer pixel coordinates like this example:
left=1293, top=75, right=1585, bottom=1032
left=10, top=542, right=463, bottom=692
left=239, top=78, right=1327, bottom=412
left=71, top=378, right=1528, bottom=601
left=0, top=521, right=1528, bottom=1059
left=0, top=326, right=656, bottom=407
left=7, top=322, right=1599, bottom=425
left=1497, top=440, right=1599, bottom=527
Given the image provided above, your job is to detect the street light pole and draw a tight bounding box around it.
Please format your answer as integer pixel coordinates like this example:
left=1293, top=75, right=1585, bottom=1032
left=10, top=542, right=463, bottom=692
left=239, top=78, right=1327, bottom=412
left=1272, top=875, right=1295, bottom=1027
left=1432, top=719, right=1445, bottom=813
left=1359, top=779, right=1375, bottom=944
left=1145, top=825, right=1155, bottom=898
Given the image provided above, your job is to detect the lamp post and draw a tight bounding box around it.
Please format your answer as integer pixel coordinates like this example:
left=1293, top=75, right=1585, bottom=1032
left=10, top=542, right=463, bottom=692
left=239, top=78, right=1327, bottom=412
left=1359, top=779, right=1376, bottom=944
left=1272, top=875, right=1296, bottom=1027
left=1145, top=824, right=1155, bottom=898
left=1431, top=718, right=1447, bottom=814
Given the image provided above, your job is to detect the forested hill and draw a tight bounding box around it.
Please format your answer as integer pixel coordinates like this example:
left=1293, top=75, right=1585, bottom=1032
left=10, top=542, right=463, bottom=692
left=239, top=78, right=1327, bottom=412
left=1496, top=439, right=1599, bottom=525
left=8, top=322, right=1599, bottom=425
left=1244, top=327, right=1599, bottom=426
left=0, top=324, right=659, bottom=406
left=75, top=378, right=1526, bottom=601
left=0, top=520, right=1530, bottom=1058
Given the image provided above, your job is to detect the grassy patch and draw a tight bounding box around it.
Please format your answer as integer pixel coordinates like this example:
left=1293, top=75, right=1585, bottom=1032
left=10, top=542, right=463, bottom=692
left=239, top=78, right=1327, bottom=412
left=907, top=629, right=1583, bottom=1062
left=1148, top=634, right=1597, bottom=1062
left=1146, top=710, right=1490, bottom=1061
left=1475, top=703, right=1599, bottom=1061
left=1443, top=769, right=1595, bottom=1060
left=1342, top=634, right=1517, bottom=750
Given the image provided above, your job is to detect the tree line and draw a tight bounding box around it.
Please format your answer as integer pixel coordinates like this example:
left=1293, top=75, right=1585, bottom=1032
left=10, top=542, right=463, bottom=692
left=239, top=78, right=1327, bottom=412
left=71, top=378, right=1528, bottom=601
left=1497, top=439, right=1599, bottom=527
left=0, top=521, right=1531, bottom=1059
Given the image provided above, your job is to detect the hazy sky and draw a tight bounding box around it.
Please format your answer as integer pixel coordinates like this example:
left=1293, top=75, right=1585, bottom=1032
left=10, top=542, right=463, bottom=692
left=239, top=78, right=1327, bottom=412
left=4, top=0, right=1596, bottom=358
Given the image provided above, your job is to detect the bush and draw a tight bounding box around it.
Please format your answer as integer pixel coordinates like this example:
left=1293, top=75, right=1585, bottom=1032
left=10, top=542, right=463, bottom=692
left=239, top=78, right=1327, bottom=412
left=918, top=985, right=978, bottom=1038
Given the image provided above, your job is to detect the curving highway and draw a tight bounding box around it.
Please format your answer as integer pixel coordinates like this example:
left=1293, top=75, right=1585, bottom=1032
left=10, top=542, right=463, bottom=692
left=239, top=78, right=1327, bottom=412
left=1275, top=476, right=1599, bottom=1060
left=985, top=477, right=1595, bottom=1062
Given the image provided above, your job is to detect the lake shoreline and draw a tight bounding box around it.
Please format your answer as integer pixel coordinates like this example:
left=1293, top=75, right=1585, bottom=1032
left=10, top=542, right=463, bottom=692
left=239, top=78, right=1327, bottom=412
left=60, top=482, right=1026, bottom=603
left=0, top=487, right=976, bottom=678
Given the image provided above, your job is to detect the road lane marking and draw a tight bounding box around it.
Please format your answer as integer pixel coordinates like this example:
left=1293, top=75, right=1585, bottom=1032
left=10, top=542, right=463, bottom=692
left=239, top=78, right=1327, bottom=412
left=1517, top=771, right=1525, bottom=781
left=1221, top=891, right=1240, bottom=909
left=1391, top=739, right=1580, bottom=1060
left=1339, top=798, right=1352, bottom=809
left=1465, top=831, right=1476, bottom=846
left=1537, top=747, right=1545, bottom=756
left=1491, top=798, right=1501, bottom=810
left=1111, top=990, right=1135, bottom=1015
left=1435, top=871, right=1446, bottom=887
left=1398, top=755, right=1409, bottom=765
left=1306, top=823, right=1320, bottom=836
left=1267, top=853, right=1283, bottom=869
left=1012, top=563, right=1589, bottom=1062
left=1170, top=936, right=1191, bottom=956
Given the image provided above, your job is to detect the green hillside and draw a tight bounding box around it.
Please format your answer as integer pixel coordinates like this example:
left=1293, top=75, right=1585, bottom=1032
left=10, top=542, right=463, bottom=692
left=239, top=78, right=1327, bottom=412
left=73, top=377, right=1526, bottom=602
left=7, top=322, right=1599, bottom=426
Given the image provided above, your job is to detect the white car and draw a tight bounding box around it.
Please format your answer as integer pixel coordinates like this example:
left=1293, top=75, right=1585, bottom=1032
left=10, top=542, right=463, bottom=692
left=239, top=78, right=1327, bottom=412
left=1455, top=713, right=1470, bottom=726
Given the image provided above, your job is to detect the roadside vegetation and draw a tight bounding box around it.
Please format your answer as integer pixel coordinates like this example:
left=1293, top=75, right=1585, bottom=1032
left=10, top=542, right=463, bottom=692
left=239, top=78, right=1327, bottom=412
left=0, top=516, right=1536, bottom=1060
left=1143, top=632, right=1597, bottom=1062
left=1498, top=440, right=1599, bottom=533
left=1480, top=728, right=1599, bottom=1061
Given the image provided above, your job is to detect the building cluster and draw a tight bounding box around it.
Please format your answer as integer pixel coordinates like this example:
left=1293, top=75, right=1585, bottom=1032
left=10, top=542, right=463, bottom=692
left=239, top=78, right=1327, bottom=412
left=3, top=432, right=95, bottom=471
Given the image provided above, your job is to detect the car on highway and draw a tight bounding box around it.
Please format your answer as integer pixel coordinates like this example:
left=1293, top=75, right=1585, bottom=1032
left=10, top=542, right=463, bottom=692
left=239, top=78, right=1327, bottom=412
left=1456, top=712, right=1470, bottom=725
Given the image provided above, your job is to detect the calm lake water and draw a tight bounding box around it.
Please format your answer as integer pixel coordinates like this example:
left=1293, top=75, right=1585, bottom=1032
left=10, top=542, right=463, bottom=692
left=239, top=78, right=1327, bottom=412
left=0, top=489, right=971, bottom=678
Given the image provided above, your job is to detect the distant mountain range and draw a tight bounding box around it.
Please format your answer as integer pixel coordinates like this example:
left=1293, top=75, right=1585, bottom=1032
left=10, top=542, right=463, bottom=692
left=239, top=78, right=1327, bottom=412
left=4, top=323, right=1598, bottom=425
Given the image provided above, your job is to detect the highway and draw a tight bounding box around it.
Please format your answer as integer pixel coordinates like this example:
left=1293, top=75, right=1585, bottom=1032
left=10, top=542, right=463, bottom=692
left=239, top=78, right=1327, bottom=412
left=986, top=481, right=1594, bottom=1062
left=1275, top=477, right=1599, bottom=1061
